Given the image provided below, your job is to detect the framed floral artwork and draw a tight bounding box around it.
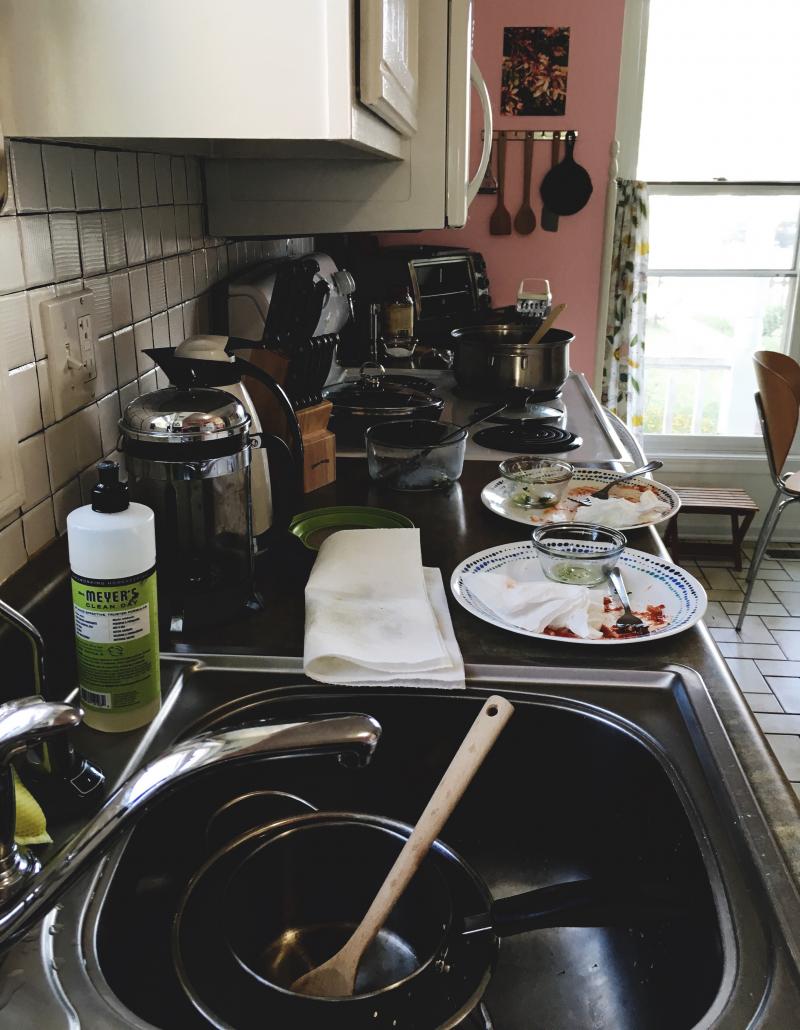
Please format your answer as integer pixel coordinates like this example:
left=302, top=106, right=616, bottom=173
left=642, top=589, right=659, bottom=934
left=501, top=26, right=570, bottom=116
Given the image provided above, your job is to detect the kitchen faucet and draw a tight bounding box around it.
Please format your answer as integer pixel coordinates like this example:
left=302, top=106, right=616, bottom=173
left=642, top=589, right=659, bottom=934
left=0, top=694, right=381, bottom=950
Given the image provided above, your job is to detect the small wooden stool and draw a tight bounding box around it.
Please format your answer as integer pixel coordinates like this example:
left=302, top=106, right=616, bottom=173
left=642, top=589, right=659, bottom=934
left=664, top=487, right=759, bottom=571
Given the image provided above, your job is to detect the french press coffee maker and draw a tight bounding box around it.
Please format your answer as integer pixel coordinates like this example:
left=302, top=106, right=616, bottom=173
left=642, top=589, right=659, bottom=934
left=119, top=384, right=298, bottom=633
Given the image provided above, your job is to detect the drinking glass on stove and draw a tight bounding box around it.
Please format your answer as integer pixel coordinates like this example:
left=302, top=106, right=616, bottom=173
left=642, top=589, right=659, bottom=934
left=516, top=278, right=552, bottom=326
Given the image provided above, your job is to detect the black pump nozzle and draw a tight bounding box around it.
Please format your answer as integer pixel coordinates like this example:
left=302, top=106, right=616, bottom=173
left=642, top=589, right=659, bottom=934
left=92, top=461, right=129, bottom=514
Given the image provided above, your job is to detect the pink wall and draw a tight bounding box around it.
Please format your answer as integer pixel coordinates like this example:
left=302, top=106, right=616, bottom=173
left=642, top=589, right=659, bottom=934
left=381, top=0, right=626, bottom=378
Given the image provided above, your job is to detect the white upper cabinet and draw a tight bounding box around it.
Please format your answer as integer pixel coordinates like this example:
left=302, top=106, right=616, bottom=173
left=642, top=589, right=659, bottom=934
left=0, top=0, right=406, bottom=158
left=359, top=0, right=419, bottom=137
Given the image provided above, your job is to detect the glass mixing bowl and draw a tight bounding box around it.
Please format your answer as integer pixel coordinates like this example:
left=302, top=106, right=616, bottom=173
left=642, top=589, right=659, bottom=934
left=366, top=419, right=466, bottom=491
left=531, top=523, right=627, bottom=586
left=499, top=457, right=574, bottom=509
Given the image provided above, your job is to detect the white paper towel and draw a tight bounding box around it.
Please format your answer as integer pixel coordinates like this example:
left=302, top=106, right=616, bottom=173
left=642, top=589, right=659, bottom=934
left=304, top=528, right=465, bottom=688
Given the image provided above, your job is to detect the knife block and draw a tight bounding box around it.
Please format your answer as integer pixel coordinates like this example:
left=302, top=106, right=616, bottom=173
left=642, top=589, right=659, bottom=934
left=296, top=401, right=336, bottom=493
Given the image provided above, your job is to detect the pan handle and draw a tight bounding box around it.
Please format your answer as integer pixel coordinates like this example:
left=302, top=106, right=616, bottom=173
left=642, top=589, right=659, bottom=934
left=462, top=879, right=697, bottom=939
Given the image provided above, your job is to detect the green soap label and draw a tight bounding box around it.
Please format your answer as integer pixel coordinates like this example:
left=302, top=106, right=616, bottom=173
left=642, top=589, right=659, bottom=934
left=71, top=566, right=160, bottom=714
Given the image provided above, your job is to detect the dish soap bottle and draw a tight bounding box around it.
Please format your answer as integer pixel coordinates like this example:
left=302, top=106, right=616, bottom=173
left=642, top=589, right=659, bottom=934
left=67, top=460, right=161, bottom=732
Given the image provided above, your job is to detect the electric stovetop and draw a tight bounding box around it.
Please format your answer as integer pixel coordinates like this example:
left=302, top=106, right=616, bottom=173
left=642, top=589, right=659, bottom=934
left=332, top=370, right=633, bottom=465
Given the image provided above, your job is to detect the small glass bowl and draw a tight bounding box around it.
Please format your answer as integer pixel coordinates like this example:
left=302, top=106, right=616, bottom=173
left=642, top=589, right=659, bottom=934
left=366, top=419, right=466, bottom=491
left=499, top=457, right=574, bottom=509
left=532, top=523, right=627, bottom=586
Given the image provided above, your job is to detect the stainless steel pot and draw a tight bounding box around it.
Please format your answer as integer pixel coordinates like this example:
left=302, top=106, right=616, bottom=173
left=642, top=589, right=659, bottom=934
left=451, top=325, right=574, bottom=398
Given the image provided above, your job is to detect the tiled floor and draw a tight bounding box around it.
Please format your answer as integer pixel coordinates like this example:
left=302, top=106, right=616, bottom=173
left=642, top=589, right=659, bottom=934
left=685, top=543, right=800, bottom=801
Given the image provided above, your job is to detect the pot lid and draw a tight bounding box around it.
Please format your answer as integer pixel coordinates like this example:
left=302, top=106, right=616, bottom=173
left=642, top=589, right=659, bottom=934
left=120, top=386, right=250, bottom=444
left=323, top=364, right=443, bottom=416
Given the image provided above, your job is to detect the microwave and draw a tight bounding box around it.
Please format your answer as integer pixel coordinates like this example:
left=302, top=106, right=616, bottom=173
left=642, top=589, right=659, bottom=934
left=337, top=244, right=492, bottom=362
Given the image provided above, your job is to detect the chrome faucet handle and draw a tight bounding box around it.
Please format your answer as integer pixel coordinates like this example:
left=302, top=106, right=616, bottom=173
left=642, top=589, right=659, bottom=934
left=0, top=697, right=83, bottom=897
left=0, top=696, right=82, bottom=766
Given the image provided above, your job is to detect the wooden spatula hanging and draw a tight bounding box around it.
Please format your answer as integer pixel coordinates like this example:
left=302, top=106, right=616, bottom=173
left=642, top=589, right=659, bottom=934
left=513, top=133, right=536, bottom=235
left=489, top=133, right=512, bottom=235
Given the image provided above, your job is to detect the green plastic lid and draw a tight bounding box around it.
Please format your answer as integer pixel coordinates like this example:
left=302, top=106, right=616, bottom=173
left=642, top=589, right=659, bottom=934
left=289, top=506, right=414, bottom=551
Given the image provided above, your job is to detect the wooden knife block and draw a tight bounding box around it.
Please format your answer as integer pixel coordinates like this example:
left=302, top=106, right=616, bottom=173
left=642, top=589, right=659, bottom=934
left=296, top=401, right=336, bottom=493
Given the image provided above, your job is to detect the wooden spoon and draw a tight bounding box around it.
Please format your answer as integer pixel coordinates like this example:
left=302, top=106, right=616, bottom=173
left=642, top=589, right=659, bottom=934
left=513, top=133, right=536, bottom=235
left=489, top=134, right=512, bottom=235
left=528, top=302, right=566, bottom=347
left=290, top=695, right=515, bottom=998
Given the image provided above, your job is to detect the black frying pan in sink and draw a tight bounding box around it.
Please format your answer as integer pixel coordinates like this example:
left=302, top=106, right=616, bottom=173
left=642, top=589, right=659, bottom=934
left=539, top=130, right=593, bottom=216
left=174, top=811, right=695, bottom=1030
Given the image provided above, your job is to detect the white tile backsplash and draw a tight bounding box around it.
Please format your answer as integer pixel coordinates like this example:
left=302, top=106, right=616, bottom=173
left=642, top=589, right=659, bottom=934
left=71, top=149, right=100, bottom=211
left=18, top=432, right=50, bottom=511
left=117, top=152, right=140, bottom=208
left=53, top=478, right=81, bottom=535
left=129, top=265, right=150, bottom=322
left=22, top=497, right=56, bottom=556
left=0, top=292, right=35, bottom=368
left=0, top=138, right=287, bottom=582
left=95, top=151, right=122, bottom=210
left=41, top=145, right=76, bottom=211
left=123, top=208, right=145, bottom=266
left=109, top=271, right=132, bottom=330
left=113, top=326, right=137, bottom=386
left=0, top=218, right=25, bottom=295
left=18, top=215, right=54, bottom=287
left=154, top=154, right=173, bottom=205
left=77, top=212, right=106, bottom=276
left=8, top=362, right=42, bottom=439
left=10, top=142, right=47, bottom=213
left=49, top=213, right=82, bottom=282
left=102, top=210, right=127, bottom=270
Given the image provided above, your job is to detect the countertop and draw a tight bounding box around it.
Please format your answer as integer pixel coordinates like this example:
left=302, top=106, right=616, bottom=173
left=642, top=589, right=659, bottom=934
left=172, top=458, right=800, bottom=895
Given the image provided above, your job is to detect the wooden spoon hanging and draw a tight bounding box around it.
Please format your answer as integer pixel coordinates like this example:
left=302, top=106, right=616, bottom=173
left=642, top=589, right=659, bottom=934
left=489, top=134, right=512, bottom=235
left=513, top=133, right=536, bottom=235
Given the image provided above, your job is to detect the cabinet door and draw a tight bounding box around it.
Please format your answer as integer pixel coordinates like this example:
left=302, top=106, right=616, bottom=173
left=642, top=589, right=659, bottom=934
left=359, top=0, right=419, bottom=137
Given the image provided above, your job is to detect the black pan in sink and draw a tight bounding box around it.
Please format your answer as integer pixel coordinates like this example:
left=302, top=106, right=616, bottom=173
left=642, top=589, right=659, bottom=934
left=174, top=811, right=696, bottom=1030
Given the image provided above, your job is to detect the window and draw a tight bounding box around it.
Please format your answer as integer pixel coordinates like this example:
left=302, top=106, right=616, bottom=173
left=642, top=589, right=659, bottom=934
left=633, top=0, right=800, bottom=445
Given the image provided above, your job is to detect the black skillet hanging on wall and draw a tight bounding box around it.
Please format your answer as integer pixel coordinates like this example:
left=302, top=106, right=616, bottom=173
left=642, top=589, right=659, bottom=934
left=539, top=130, right=593, bottom=216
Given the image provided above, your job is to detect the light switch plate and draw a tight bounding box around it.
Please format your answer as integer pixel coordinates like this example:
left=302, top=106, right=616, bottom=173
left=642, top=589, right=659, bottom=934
left=41, top=288, right=98, bottom=420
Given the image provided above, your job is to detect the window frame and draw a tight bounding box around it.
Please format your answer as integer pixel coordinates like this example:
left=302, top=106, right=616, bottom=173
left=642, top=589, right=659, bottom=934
left=609, top=0, right=800, bottom=457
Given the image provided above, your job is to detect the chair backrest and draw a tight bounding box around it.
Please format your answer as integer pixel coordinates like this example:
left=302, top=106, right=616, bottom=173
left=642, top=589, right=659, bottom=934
left=754, top=350, right=800, bottom=476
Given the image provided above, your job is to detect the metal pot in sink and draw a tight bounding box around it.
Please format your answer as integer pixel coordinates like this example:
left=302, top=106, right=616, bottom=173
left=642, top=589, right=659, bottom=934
left=174, top=810, right=694, bottom=1029
left=451, top=324, right=573, bottom=399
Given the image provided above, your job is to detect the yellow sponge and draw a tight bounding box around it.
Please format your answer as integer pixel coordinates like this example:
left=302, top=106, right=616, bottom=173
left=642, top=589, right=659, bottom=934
left=13, top=768, right=52, bottom=846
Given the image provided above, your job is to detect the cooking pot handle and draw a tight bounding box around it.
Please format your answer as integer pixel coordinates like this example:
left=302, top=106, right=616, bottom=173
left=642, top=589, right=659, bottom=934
left=463, top=879, right=696, bottom=939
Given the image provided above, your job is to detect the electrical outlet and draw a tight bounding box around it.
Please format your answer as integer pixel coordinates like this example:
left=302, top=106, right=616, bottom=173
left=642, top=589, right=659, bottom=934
left=41, top=289, right=98, bottom=421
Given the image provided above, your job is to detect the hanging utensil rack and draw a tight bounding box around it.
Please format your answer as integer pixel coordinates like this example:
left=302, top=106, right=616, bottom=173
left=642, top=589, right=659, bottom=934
left=481, top=129, right=580, bottom=142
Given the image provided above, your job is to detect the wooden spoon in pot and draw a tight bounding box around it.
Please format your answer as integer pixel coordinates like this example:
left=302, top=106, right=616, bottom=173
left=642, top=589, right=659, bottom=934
left=290, top=694, right=515, bottom=998
left=528, top=302, right=567, bottom=347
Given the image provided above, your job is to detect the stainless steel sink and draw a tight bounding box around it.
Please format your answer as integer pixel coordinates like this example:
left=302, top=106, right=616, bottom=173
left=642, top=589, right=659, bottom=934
left=30, top=657, right=800, bottom=1028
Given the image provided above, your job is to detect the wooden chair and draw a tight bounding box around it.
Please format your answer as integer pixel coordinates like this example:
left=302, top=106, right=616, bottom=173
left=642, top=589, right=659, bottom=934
left=737, top=351, right=800, bottom=630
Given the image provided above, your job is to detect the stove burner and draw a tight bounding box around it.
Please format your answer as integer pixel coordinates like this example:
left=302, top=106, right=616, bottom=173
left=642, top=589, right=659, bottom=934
left=473, top=424, right=582, bottom=454
left=472, top=398, right=566, bottom=426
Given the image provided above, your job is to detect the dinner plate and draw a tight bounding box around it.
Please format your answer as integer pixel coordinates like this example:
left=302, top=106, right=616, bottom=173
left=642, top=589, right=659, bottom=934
left=481, top=469, right=681, bottom=531
left=450, top=541, right=707, bottom=645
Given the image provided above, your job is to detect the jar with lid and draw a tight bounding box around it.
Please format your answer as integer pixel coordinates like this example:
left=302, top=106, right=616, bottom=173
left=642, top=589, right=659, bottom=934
left=381, top=285, right=416, bottom=357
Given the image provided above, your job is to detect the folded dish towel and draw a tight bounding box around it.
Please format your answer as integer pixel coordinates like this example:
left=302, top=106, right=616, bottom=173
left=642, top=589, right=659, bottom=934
left=14, top=767, right=52, bottom=846
left=304, top=528, right=465, bottom=688
left=462, top=559, right=606, bottom=639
